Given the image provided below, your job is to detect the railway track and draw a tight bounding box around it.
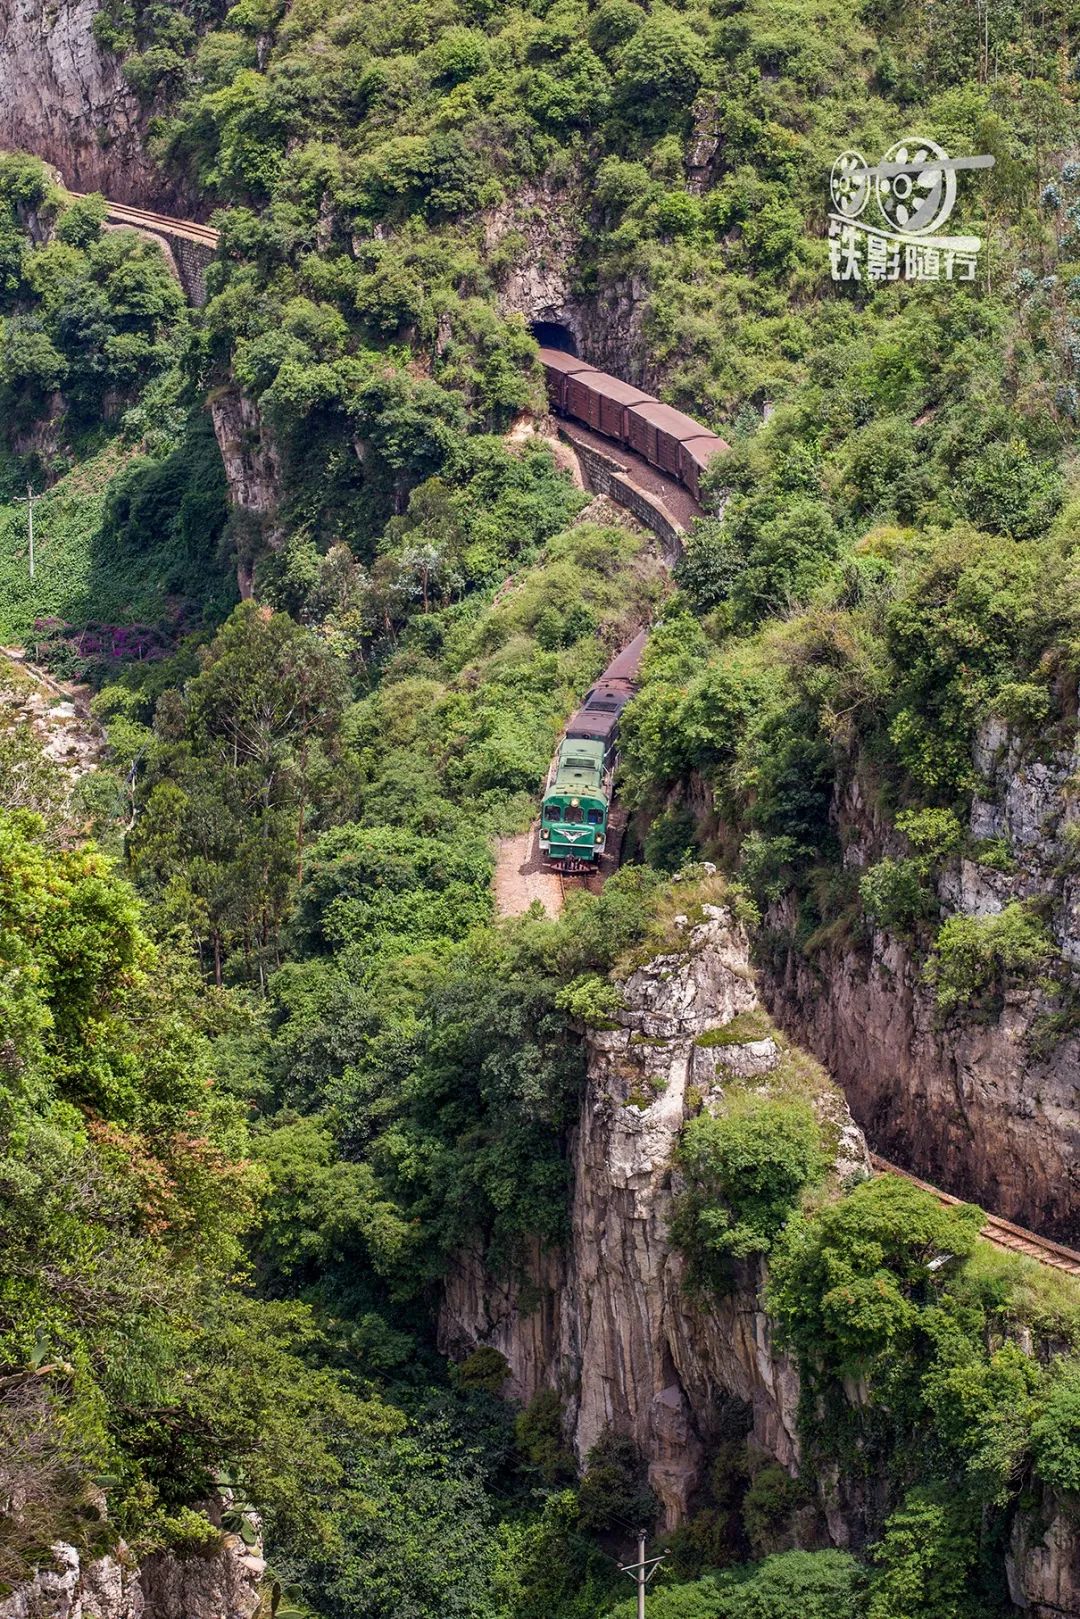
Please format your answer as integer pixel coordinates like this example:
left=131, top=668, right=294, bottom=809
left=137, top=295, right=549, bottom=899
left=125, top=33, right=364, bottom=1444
left=68, top=192, right=221, bottom=250
left=870, top=1153, right=1080, bottom=1276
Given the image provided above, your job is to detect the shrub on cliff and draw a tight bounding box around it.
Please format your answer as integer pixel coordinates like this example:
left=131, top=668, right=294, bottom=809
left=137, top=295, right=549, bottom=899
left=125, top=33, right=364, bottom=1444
left=923, top=902, right=1055, bottom=1015
left=672, top=1095, right=827, bottom=1289
left=768, top=1176, right=984, bottom=1382
left=1030, top=1363, right=1080, bottom=1495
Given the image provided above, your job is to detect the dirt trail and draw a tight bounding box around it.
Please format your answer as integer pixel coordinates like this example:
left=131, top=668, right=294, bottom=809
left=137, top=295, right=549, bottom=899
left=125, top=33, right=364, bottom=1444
left=493, top=827, right=564, bottom=918
left=493, top=808, right=628, bottom=919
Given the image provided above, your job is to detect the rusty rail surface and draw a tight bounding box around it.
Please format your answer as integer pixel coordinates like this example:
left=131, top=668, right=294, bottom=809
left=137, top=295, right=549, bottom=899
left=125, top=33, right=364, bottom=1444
left=870, top=1152, right=1080, bottom=1277
left=69, top=192, right=220, bottom=250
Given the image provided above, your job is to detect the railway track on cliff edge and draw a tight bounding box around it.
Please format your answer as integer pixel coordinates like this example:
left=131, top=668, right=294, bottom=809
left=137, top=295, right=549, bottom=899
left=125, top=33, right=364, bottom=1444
left=68, top=193, right=221, bottom=250
left=870, top=1153, right=1080, bottom=1276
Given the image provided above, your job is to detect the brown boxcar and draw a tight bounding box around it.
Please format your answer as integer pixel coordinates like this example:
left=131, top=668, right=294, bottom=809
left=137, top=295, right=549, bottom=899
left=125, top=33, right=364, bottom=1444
left=680, top=433, right=730, bottom=502
left=628, top=401, right=715, bottom=477
left=625, top=403, right=659, bottom=465
left=602, top=628, right=648, bottom=684
left=538, top=348, right=729, bottom=510
left=565, top=370, right=609, bottom=430
left=593, top=376, right=653, bottom=442
left=539, top=348, right=595, bottom=414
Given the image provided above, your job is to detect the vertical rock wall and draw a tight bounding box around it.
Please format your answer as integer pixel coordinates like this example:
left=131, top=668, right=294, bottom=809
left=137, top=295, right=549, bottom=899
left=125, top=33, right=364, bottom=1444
left=0, top=0, right=175, bottom=209
left=0, top=1533, right=263, bottom=1619
left=440, top=902, right=868, bottom=1528
left=761, top=720, right=1080, bottom=1246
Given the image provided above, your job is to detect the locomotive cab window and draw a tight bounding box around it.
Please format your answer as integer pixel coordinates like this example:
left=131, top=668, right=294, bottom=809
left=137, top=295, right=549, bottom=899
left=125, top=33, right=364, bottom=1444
left=562, top=804, right=583, bottom=823
left=543, top=803, right=560, bottom=822
left=587, top=809, right=603, bottom=824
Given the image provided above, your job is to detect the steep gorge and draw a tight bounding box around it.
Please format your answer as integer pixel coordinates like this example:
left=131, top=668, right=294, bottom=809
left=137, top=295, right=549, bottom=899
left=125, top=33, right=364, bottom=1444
left=439, top=895, right=1080, bottom=1615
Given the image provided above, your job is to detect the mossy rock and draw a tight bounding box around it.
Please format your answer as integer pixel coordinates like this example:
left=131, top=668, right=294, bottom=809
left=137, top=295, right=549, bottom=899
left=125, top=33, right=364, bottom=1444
left=694, top=1010, right=773, bottom=1048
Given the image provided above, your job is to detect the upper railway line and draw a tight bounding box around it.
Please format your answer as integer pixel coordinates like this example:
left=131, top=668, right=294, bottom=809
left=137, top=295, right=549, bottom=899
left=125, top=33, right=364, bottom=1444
left=29, top=184, right=1078, bottom=1280
left=869, top=1154, right=1080, bottom=1277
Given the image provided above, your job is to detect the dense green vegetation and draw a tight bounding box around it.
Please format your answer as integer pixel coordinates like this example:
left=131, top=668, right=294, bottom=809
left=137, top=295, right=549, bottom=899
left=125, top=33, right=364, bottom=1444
left=0, top=156, right=234, bottom=652
left=4, top=0, right=1080, bottom=1608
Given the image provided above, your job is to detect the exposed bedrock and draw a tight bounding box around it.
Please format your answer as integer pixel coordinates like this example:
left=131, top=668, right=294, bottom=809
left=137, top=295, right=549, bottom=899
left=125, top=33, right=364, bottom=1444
left=208, top=387, right=284, bottom=597
left=1009, top=1490, right=1080, bottom=1619
left=0, top=1531, right=264, bottom=1619
left=761, top=719, right=1080, bottom=1247
left=0, top=0, right=183, bottom=209
left=438, top=902, right=1080, bottom=1609
left=440, top=904, right=869, bottom=1530
left=484, top=179, right=654, bottom=388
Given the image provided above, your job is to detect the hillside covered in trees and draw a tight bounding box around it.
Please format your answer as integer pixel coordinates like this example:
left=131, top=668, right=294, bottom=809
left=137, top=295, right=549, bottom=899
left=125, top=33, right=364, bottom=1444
left=4, top=0, right=1080, bottom=1614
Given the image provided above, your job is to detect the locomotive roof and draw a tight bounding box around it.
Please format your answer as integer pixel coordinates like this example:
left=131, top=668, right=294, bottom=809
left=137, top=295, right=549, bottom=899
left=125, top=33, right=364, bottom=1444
left=537, top=347, right=595, bottom=375
left=551, top=736, right=605, bottom=793
left=629, top=399, right=718, bottom=443
left=566, top=708, right=620, bottom=744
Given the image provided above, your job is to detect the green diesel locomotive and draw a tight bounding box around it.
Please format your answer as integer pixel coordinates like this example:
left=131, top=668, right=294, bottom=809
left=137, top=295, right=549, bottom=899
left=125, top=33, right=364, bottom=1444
left=539, top=630, right=647, bottom=872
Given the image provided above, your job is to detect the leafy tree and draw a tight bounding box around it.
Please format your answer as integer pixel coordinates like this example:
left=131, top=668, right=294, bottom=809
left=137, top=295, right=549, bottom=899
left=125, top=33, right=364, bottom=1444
left=866, top=1488, right=988, bottom=1619
left=613, top=16, right=708, bottom=129
left=768, top=1176, right=984, bottom=1381
left=1031, top=1363, right=1080, bottom=1494
left=672, top=1097, right=826, bottom=1288
left=577, top=1432, right=659, bottom=1534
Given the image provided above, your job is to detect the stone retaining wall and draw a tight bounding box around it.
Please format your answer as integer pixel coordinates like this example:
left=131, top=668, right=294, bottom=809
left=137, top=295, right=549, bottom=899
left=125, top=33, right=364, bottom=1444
left=562, top=432, right=685, bottom=561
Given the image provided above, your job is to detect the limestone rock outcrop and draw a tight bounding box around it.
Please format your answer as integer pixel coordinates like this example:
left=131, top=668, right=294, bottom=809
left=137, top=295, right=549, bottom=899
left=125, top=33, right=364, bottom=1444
left=1010, top=1490, right=1080, bottom=1618
left=484, top=180, right=653, bottom=387
left=0, top=0, right=179, bottom=210
left=0, top=1532, right=263, bottom=1619
left=762, top=719, right=1080, bottom=1246
left=0, top=1545, right=141, bottom=1619
left=208, top=389, right=284, bottom=596
left=440, top=900, right=868, bottom=1528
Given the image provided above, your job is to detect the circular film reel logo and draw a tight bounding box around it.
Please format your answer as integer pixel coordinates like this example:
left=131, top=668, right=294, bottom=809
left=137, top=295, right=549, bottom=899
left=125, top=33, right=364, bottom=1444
left=830, top=150, right=870, bottom=219
left=876, top=138, right=956, bottom=235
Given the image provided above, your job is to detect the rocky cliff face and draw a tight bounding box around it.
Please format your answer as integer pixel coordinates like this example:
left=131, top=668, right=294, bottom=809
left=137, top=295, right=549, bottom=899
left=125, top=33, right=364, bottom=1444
left=0, top=1532, right=264, bottom=1619
left=0, top=0, right=179, bottom=209
left=762, top=719, right=1080, bottom=1247
left=1010, top=1489, right=1080, bottom=1619
left=485, top=180, right=654, bottom=387
left=440, top=899, right=868, bottom=1528
left=208, top=389, right=284, bottom=597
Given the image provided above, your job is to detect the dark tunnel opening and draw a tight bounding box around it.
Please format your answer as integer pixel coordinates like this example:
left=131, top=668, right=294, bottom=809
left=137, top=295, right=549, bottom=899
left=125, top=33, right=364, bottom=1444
left=530, top=320, right=578, bottom=354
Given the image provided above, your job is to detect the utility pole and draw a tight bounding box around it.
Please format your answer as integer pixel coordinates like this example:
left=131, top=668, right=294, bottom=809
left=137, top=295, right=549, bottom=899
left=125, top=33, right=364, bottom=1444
left=15, top=484, right=37, bottom=579
left=619, top=1532, right=668, bottom=1619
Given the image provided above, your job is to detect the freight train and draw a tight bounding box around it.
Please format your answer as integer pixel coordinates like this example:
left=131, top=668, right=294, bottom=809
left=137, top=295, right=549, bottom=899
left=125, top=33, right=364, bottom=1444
left=538, top=348, right=729, bottom=503
left=539, top=630, right=648, bottom=872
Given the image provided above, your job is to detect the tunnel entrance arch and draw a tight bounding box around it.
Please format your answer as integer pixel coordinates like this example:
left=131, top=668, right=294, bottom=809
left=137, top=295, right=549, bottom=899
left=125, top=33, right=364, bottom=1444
left=530, top=320, right=578, bottom=354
